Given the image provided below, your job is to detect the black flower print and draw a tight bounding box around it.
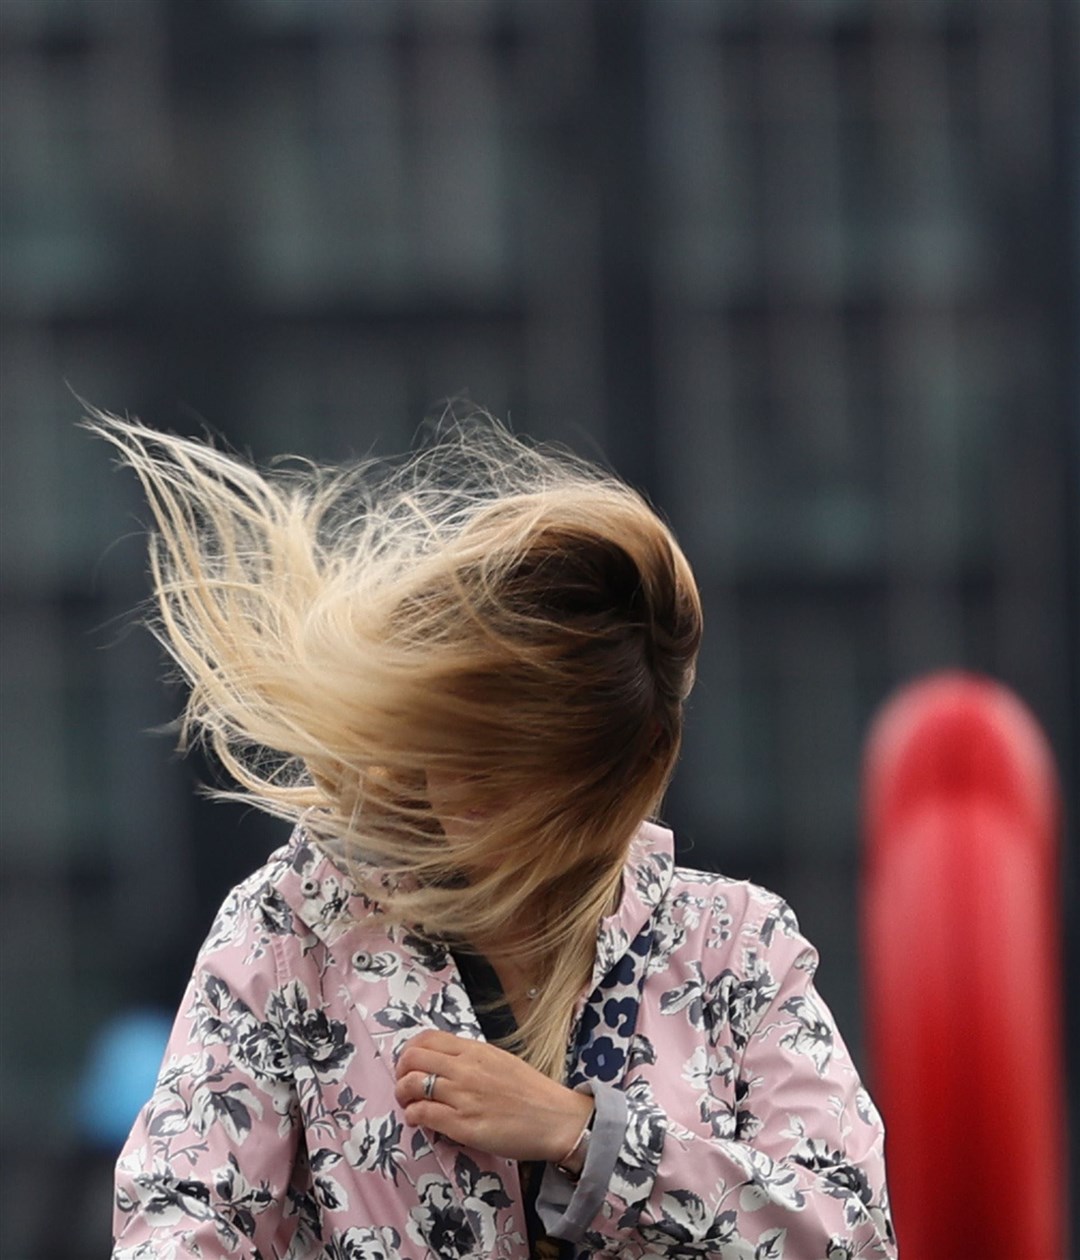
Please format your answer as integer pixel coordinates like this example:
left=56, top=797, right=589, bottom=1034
left=288, top=1006, right=353, bottom=1080
left=644, top=1206, right=787, bottom=1260
left=288, top=833, right=320, bottom=875
left=190, top=1077, right=265, bottom=1144
left=256, top=884, right=295, bottom=936
left=192, top=973, right=251, bottom=1048
left=112, top=1243, right=161, bottom=1260
left=270, top=980, right=355, bottom=1083
left=309, top=1147, right=350, bottom=1213
left=733, top=1072, right=764, bottom=1141
left=705, top=895, right=734, bottom=948
left=122, top=1169, right=216, bottom=1230
left=400, top=932, right=451, bottom=972
left=593, top=920, right=632, bottom=987
left=708, top=950, right=779, bottom=1052
left=232, top=1018, right=292, bottom=1084
left=753, top=1226, right=788, bottom=1258
left=679, top=1046, right=737, bottom=1140
left=646, top=901, right=689, bottom=976
left=343, top=1113, right=405, bottom=1184
left=627, top=1031, right=657, bottom=1071
left=189, top=974, right=293, bottom=1096
left=291, top=846, right=351, bottom=938
left=327, top=1083, right=368, bottom=1129
left=758, top=897, right=800, bottom=947
left=777, top=993, right=834, bottom=1075
left=703, top=1031, right=737, bottom=1089
left=454, top=1154, right=512, bottom=1212
left=208, top=1153, right=276, bottom=1250
left=200, top=890, right=249, bottom=955
left=855, top=1086, right=883, bottom=1130
left=454, top=1154, right=514, bottom=1255
left=797, top=1141, right=892, bottom=1240
left=145, top=1056, right=266, bottom=1148
left=284, top=1180, right=324, bottom=1256
left=655, top=1188, right=712, bottom=1243
left=406, top=1175, right=476, bottom=1259
left=660, top=960, right=706, bottom=1029
left=608, top=1080, right=666, bottom=1215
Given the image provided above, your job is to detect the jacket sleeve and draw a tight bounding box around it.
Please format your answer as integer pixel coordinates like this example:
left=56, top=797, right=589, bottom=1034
left=579, top=898, right=896, bottom=1259
left=112, top=880, right=302, bottom=1259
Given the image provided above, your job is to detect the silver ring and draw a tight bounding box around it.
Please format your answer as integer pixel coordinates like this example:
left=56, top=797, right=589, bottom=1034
left=422, top=1071, right=438, bottom=1101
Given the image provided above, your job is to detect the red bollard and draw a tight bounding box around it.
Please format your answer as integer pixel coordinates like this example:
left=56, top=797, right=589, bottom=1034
left=862, top=672, right=1068, bottom=1260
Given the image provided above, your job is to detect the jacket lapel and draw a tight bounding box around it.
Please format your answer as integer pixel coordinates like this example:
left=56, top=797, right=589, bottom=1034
left=567, top=821, right=675, bottom=1090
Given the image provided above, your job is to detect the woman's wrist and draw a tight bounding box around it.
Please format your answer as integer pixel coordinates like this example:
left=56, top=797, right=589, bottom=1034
left=552, top=1091, right=596, bottom=1176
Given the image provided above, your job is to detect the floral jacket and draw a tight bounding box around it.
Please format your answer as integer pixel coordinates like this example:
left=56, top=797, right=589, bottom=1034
left=113, top=822, right=896, bottom=1259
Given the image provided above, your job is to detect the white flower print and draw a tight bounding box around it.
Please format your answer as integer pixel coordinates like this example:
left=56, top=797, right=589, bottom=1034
left=680, top=1044, right=713, bottom=1093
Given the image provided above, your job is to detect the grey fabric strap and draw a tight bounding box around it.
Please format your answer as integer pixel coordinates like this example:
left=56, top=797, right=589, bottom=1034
left=536, top=1081, right=630, bottom=1243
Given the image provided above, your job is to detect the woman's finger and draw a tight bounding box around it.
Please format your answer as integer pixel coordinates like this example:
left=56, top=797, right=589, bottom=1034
left=406, top=1029, right=469, bottom=1057
left=393, top=1068, right=460, bottom=1109
left=395, top=1043, right=461, bottom=1081
left=401, top=1098, right=461, bottom=1134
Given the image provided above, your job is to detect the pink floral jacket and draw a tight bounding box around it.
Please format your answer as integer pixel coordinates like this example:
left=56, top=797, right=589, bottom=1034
left=113, top=822, right=896, bottom=1259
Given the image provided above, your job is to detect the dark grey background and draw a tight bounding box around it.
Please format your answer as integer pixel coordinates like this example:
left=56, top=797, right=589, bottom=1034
left=1, top=1, right=1076, bottom=1256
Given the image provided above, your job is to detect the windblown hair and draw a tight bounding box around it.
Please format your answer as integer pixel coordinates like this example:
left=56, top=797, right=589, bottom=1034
left=87, top=410, right=702, bottom=1078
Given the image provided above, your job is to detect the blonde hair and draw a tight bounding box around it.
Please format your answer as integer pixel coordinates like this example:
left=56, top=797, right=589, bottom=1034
left=87, top=409, right=702, bottom=1078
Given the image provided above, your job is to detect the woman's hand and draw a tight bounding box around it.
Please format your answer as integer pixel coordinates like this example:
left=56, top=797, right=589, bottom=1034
left=394, top=1030, right=594, bottom=1168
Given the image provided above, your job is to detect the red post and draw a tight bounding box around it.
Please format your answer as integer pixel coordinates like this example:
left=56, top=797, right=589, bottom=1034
left=861, top=672, right=1068, bottom=1260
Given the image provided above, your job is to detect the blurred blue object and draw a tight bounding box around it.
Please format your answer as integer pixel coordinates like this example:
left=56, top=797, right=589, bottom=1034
left=76, top=1009, right=173, bottom=1150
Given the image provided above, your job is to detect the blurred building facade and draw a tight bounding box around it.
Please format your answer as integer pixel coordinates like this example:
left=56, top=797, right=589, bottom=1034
left=1, top=1, right=1076, bottom=1255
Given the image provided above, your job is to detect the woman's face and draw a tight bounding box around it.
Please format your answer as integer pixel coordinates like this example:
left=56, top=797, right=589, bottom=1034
left=424, top=771, right=520, bottom=877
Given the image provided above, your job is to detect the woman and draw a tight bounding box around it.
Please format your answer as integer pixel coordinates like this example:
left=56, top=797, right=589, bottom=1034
left=94, top=412, right=896, bottom=1260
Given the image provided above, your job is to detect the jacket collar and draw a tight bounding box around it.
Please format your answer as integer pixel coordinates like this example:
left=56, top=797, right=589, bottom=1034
left=267, top=817, right=675, bottom=1055
left=275, top=816, right=675, bottom=983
